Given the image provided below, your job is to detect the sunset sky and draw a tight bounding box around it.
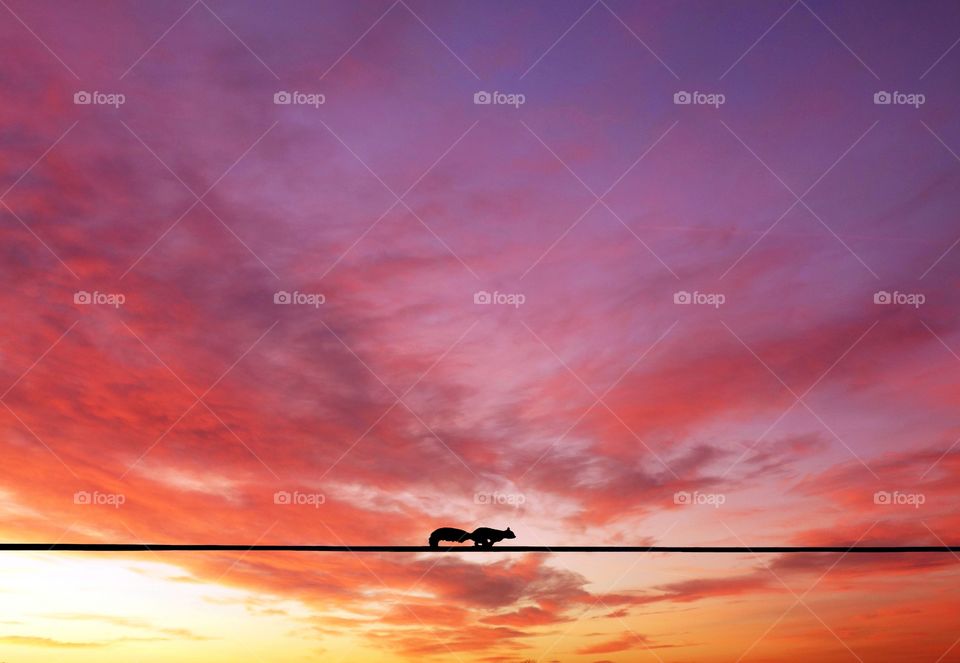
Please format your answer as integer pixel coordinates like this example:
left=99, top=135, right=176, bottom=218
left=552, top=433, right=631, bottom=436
left=2, top=0, right=960, bottom=661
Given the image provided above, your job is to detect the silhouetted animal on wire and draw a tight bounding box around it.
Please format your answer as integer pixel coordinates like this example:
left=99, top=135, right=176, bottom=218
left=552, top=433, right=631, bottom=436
left=470, top=526, right=515, bottom=547
left=429, top=526, right=515, bottom=548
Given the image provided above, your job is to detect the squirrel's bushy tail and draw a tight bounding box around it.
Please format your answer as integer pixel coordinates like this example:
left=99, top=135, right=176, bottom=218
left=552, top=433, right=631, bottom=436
left=429, top=533, right=440, bottom=547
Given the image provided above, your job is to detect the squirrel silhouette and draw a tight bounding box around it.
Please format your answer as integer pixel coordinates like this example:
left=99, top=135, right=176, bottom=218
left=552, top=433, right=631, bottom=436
left=429, top=526, right=515, bottom=547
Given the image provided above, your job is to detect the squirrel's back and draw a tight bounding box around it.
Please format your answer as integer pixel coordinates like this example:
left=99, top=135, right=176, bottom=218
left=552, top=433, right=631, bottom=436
left=429, top=527, right=472, bottom=547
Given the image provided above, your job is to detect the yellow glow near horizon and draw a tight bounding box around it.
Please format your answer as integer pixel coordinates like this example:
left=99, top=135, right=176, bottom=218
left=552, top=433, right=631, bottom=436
left=0, top=553, right=375, bottom=663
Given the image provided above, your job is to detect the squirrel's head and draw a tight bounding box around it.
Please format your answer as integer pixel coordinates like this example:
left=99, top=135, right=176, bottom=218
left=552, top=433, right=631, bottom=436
left=504, top=527, right=515, bottom=539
